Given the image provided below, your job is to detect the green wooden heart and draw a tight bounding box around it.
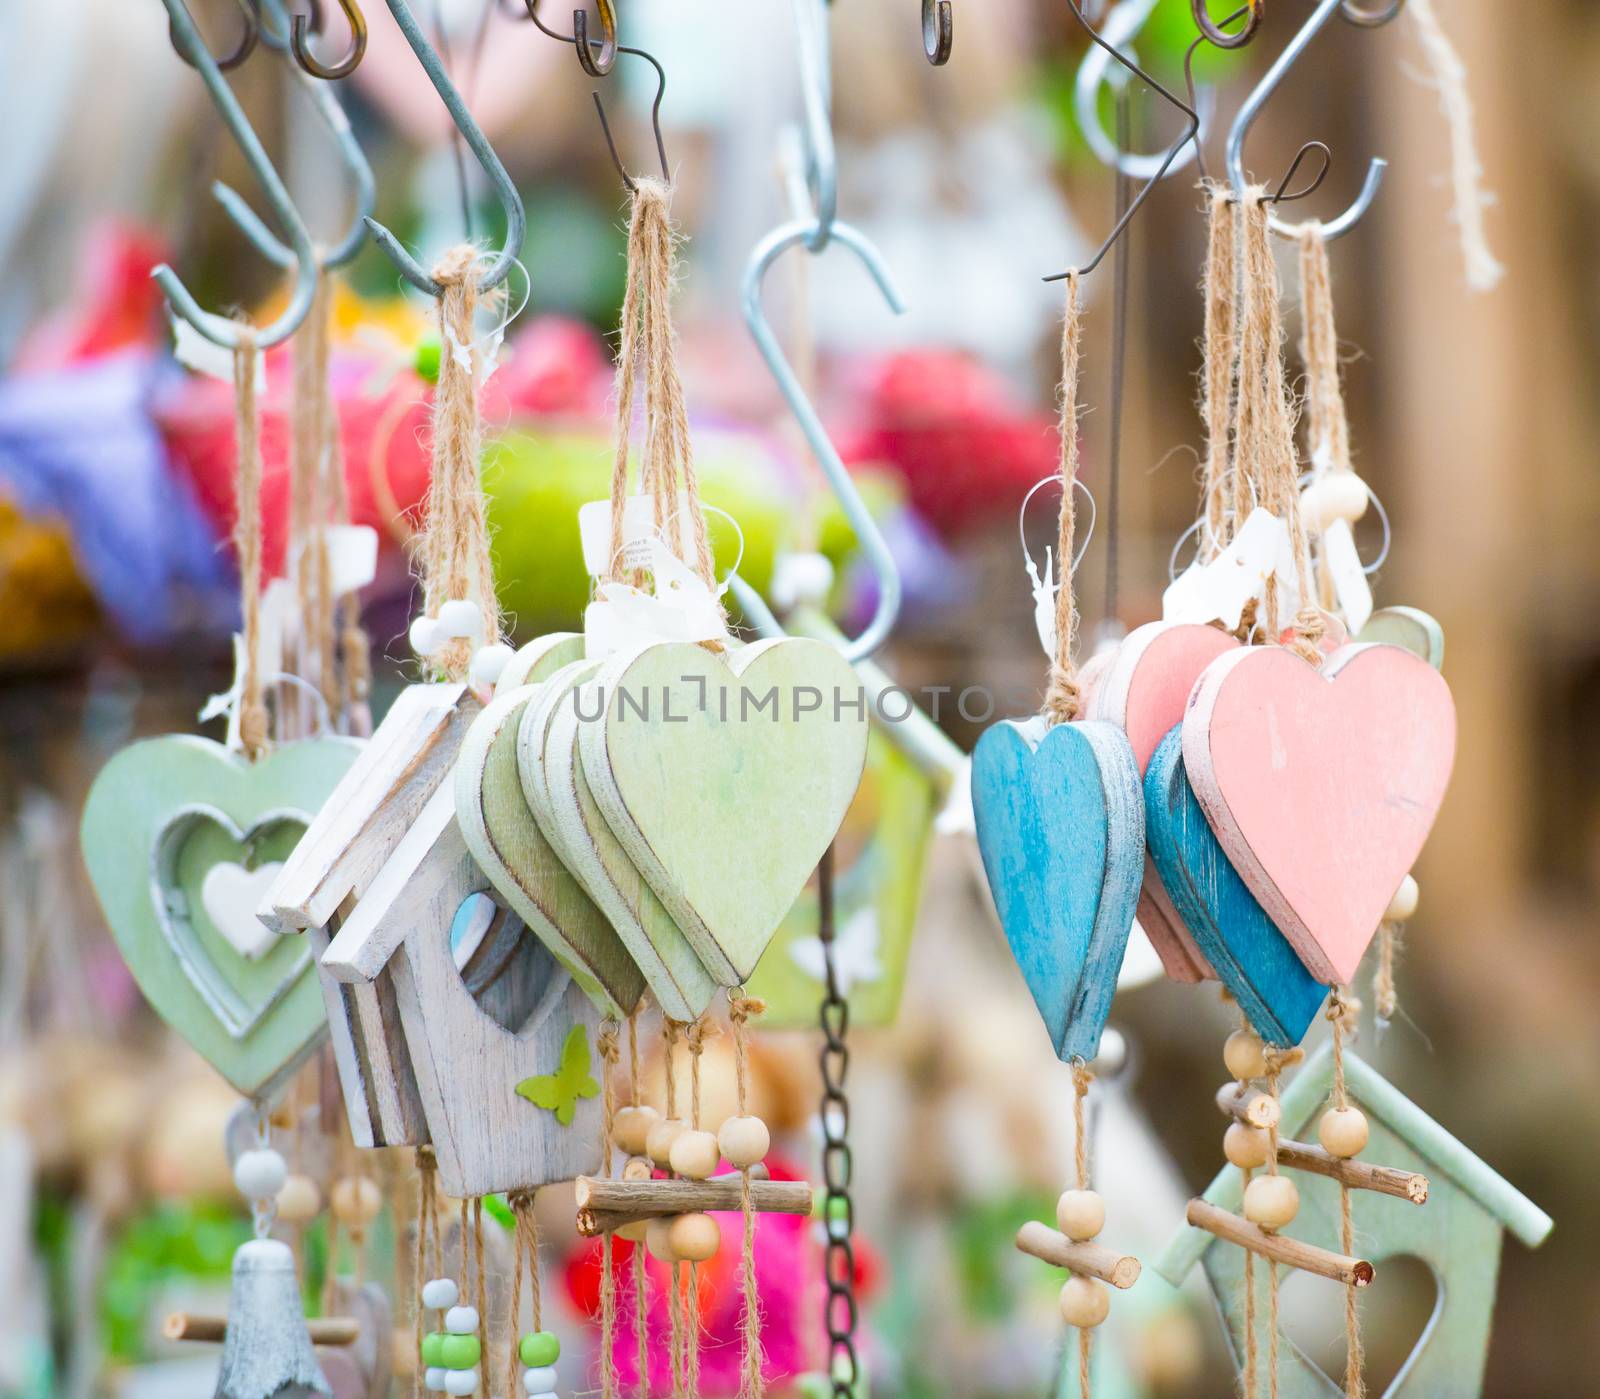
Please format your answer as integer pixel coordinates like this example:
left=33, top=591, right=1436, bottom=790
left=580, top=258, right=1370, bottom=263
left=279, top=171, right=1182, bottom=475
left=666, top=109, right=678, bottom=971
left=81, top=734, right=362, bottom=1100
left=579, top=638, right=870, bottom=985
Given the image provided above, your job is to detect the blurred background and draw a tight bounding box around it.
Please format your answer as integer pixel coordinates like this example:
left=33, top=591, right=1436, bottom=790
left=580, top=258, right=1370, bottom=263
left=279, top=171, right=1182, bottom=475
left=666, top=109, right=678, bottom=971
left=1, top=1, right=1596, bottom=1395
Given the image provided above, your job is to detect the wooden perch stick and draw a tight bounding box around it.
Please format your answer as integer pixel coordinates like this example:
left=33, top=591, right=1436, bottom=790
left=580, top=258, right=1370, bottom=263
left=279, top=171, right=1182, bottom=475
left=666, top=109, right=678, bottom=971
left=164, top=1312, right=360, bottom=1346
left=1277, top=1140, right=1429, bottom=1204
left=1185, top=1200, right=1374, bottom=1287
left=1216, top=1081, right=1281, bottom=1130
left=574, top=1175, right=813, bottom=1236
left=1015, top=1220, right=1141, bottom=1289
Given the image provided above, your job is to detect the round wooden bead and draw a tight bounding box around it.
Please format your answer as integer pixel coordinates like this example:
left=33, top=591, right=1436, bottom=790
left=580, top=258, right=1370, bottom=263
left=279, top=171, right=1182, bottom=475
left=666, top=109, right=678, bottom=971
left=422, top=1278, right=459, bottom=1311
left=1385, top=874, right=1419, bottom=924
left=1242, top=1174, right=1300, bottom=1231
left=330, top=1176, right=382, bottom=1227
left=645, top=1218, right=678, bottom=1262
left=616, top=1218, right=649, bottom=1242
left=1058, top=1276, right=1110, bottom=1328
left=622, top=1154, right=654, bottom=1183
left=646, top=1117, right=686, bottom=1168
left=1318, top=1106, right=1370, bottom=1159
left=234, top=1147, right=287, bottom=1201
left=443, top=1370, right=479, bottom=1396
left=439, top=1334, right=481, bottom=1369
left=669, top=1129, right=721, bottom=1181
left=1300, top=472, right=1369, bottom=531
left=613, top=1104, right=659, bottom=1157
left=437, top=599, right=483, bottom=641
left=668, top=1212, right=721, bottom=1263
left=518, top=1331, right=560, bottom=1368
left=1223, top=1029, right=1269, bottom=1082
left=444, top=1305, right=479, bottom=1336
left=717, top=1115, right=770, bottom=1169
left=275, top=1172, right=322, bottom=1225
left=1055, top=1189, right=1105, bottom=1242
left=1223, top=1123, right=1272, bottom=1170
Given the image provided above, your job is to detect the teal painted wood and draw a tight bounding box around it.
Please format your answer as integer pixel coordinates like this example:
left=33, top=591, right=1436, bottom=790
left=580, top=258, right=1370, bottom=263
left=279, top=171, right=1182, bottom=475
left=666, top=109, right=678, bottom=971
left=80, top=734, right=362, bottom=1101
left=1144, top=726, right=1327, bottom=1046
left=970, top=716, right=1143, bottom=1061
left=1154, top=1046, right=1551, bottom=1398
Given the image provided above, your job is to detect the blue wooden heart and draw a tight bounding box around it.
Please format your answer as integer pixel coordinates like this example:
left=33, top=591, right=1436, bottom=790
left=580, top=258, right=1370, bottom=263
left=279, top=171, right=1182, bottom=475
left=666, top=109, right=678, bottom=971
left=972, top=716, right=1143, bottom=1061
left=1144, top=726, right=1328, bottom=1046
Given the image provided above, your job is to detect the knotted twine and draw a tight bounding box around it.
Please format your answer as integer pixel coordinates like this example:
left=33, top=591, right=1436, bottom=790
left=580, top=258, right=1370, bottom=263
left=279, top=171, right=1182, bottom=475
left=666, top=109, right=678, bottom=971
left=417, top=246, right=500, bottom=681
left=1326, top=991, right=1366, bottom=1398
left=1070, top=1061, right=1095, bottom=1398
left=1043, top=272, right=1085, bottom=727
left=1199, top=186, right=1239, bottom=562
left=232, top=329, right=270, bottom=759
left=505, top=1191, right=543, bottom=1399
left=597, top=1020, right=622, bottom=1399
left=629, top=1010, right=651, bottom=1399
left=1297, top=224, right=1355, bottom=615
left=729, top=992, right=767, bottom=1399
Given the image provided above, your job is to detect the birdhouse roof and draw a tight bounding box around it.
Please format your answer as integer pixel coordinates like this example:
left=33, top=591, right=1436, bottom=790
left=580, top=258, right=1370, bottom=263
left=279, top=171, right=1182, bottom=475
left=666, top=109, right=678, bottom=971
left=1155, top=1042, right=1553, bottom=1286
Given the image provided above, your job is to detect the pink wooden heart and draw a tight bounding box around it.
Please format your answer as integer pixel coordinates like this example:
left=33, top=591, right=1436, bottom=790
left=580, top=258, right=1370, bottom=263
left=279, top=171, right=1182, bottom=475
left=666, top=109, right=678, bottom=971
left=1183, top=643, right=1455, bottom=985
left=1091, top=621, right=1240, bottom=983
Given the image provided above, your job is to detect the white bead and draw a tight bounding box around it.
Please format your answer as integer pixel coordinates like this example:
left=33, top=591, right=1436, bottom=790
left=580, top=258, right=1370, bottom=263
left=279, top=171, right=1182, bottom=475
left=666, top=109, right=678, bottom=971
left=669, top=1129, right=721, bottom=1180
left=1223, top=1029, right=1268, bottom=1081
left=1385, top=874, right=1419, bottom=924
left=444, top=1305, right=479, bottom=1336
left=717, top=1115, right=770, bottom=1170
left=613, top=1105, right=659, bottom=1157
left=1242, top=1174, right=1300, bottom=1230
left=1059, top=1276, right=1110, bottom=1328
left=421, top=1278, right=459, bottom=1311
left=470, top=642, right=514, bottom=690
left=525, top=1391, right=559, bottom=1399
left=1318, top=1106, right=1370, bottom=1159
left=424, top=1368, right=448, bottom=1393
left=1300, top=472, right=1369, bottom=531
left=234, top=1147, right=287, bottom=1201
left=1055, top=1189, right=1105, bottom=1242
left=409, top=615, right=443, bottom=658
left=770, top=551, right=835, bottom=610
left=522, top=1368, right=558, bottom=1393
left=444, top=1370, right=480, bottom=1396
left=437, top=598, right=483, bottom=640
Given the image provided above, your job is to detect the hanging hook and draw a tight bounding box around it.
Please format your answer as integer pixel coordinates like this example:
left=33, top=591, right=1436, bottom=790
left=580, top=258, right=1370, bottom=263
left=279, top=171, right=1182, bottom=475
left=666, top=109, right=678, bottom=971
left=1191, top=0, right=1263, bottom=49
left=573, top=0, right=619, bottom=77
left=215, top=0, right=375, bottom=269
left=171, top=0, right=262, bottom=72
left=290, top=0, right=368, bottom=79
left=157, top=0, right=317, bottom=349
left=363, top=0, right=526, bottom=296
left=1076, top=0, right=1213, bottom=181
left=923, top=0, right=953, bottom=65
left=1226, top=0, right=1407, bottom=241
left=1045, top=1, right=1200, bottom=281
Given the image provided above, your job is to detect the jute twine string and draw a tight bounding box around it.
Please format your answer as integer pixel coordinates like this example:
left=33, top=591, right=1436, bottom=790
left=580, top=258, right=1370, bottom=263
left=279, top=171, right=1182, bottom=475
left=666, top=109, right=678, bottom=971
left=663, top=1019, right=686, bottom=1399
left=290, top=274, right=334, bottom=718
left=1374, top=925, right=1399, bottom=1025
left=685, top=1016, right=713, bottom=1399
left=413, top=1147, right=440, bottom=1399
left=505, top=1192, right=542, bottom=1399
left=1043, top=272, right=1085, bottom=727
left=1200, top=186, right=1239, bottom=562
left=1259, top=1046, right=1301, bottom=1399
left=417, top=245, right=500, bottom=681
left=473, top=1198, right=487, bottom=1391
left=729, top=992, right=767, bottom=1399
left=629, top=1010, right=650, bottom=1399
left=1297, top=224, right=1354, bottom=614
left=1070, top=1060, right=1094, bottom=1398
left=1236, top=1013, right=1257, bottom=1399
left=598, top=1021, right=622, bottom=1399
left=232, top=329, right=270, bottom=759
left=1327, top=991, right=1366, bottom=1398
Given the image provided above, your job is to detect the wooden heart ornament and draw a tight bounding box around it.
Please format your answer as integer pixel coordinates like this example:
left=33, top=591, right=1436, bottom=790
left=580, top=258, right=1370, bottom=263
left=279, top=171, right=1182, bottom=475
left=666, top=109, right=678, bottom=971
left=578, top=638, right=870, bottom=986
left=1184, top=643, right=1455, bottom=985
left=971, top=716, right=1143, bottom=1061
left=81, top=734, right=362, bottom=1100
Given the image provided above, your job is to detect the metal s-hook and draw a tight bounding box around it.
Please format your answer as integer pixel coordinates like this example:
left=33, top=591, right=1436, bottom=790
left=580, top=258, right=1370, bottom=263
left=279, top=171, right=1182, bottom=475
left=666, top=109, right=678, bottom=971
left=157, top=0, right=317, bottom=349
left=171, top=0, right=262, bottom=72
left=1226, top=0, right=1407, bottom=241
left=740, top=221, right=906, bottom=663
left=363, top=0, right=526, bottom=296
left=923, top=0, right=953, bottom=65
left=1046, top=1, right=1200, bottom=281
left=574, top=0, right=618, bottom=77
left=291, top=0, right=368, bottom=79
left=1192, top=0, right=1263, bottom=49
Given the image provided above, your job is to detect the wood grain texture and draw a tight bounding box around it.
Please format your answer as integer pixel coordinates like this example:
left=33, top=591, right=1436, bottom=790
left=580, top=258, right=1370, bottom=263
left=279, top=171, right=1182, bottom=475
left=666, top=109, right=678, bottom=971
left=1357, top=606, right=1445, bottom=670
left=970, top=715, right=1144, bottom=1062
left=1184, top=1200, right=1373, bottom=1287
left=494, top=631, right=583, bottom=693
left=456, top=637, right=646, bottom=1019
left=1217, top=1081, right=1282, bottom=1131
left=579, top=638, right=870, bottom=986
left=1145, top=727, right=1328, bottom=1046
left=572, top=1175, right=813, bottom=1234
left=1184, top=644, right=1456, bottom=985
left=80, top=734, right=361, bottom=1101
left=1275, top=1140, right=1428, bottom=1204
left=1014, top=1220, right=1140, bottom=1288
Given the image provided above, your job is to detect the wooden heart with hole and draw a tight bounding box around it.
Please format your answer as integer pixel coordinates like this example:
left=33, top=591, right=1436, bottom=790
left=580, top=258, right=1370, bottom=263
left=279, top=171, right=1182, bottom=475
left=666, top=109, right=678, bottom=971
left=81, top=734, right=361, bottom=1099
left=971, top=716, right=1143, bottom=1060
left=1144, top=726, right=1327, bottom=1046
left=578, top=638, right=870, bottom=987
left=1089, top=619, right=1240, bottom=983
left=1183, top=643, right=1455, bottom=986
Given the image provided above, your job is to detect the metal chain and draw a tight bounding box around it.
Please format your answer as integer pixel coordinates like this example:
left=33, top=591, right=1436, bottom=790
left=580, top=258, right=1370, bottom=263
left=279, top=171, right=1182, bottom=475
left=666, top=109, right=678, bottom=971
left=817, top=844, right=858, bottom=1398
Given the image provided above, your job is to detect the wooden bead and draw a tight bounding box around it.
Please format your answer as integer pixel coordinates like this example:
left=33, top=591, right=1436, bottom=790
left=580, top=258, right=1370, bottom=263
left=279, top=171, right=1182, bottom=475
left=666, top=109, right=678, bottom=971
left=669, top=1129, right=722, bottom=1181
left=1300, top=472, right=1369, bottom=531
left=1223, top=1029, right=1269, bottom=1082
left=717, top=1115, right=770, bottom=1169
left=1242, top=1174, right=1300, bottom=1231
left=616, top=1219, right=649, bottom=1243
left=645, top=1218, right=678, bottom=1262
left=1055, top=1189, right=1105, bottom=1242
left=613, top=1105, right=659, bottom=1158
left=275, top=1172, right=322, bottom=1225
left=330, top=1176, right=382, bottom=1227
left=645, top=1118, right=686, bottom=1169
left=1058, top=1276, right=1110, bottom=1328
left=1223, top=1123, right=1272, bottom=1170
left=1318, top=1106, right=1370, bottom=1159
left=1385, top=874, right=1419, bottom=924
left=622, top=1155, right=654, bottom=1182
left=668, top=1212, right=721, bottom=1263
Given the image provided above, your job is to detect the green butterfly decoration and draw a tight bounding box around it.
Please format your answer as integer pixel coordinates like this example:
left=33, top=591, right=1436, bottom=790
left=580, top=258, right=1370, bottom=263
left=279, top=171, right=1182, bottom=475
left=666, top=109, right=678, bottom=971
left=515, top=1024, right=601, bottom=1126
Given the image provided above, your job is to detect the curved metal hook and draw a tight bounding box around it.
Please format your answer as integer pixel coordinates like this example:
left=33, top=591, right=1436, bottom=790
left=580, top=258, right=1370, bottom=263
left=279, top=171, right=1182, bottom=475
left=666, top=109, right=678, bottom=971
left=1046, top=1, right=1200, bottom=281
left=742, top=221, right=906, bottom=663
left=157, top=0, right=317, bottom=349
left=923, top=0, right=953, bottom=65
left=171, top=0, right=261, bottom=72
left=291, top=0, right=368, bottom=79
left=1226, top=0, right=1405, bottom=240
left=1075, top=0, right=1213, bottom=181
left=364, top=0, right=526, bottom=295
left=1192, top=0, right=1263, bottom=49
left=574, top=0, right=618, bottom=77
left=215, top=0, right=375, bottom=269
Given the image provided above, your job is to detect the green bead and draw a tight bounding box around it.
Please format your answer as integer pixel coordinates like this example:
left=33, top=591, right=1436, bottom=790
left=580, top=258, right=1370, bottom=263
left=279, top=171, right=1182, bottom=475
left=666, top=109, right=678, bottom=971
left=420, top=1332, right=447, bottom=1367
left=414, top=334, right=442, bottom=384
left=439, top=1334, right=481, bottom=1370
left=519, top=1331, right=560, bottom=1368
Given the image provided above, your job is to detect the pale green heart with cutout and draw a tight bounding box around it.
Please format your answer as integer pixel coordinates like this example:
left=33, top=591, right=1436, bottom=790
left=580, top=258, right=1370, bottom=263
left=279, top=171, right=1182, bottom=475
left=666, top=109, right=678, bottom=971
left=579, top=638, right=870, bottom=985
left=81, top=734, right=362, bottom=1101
